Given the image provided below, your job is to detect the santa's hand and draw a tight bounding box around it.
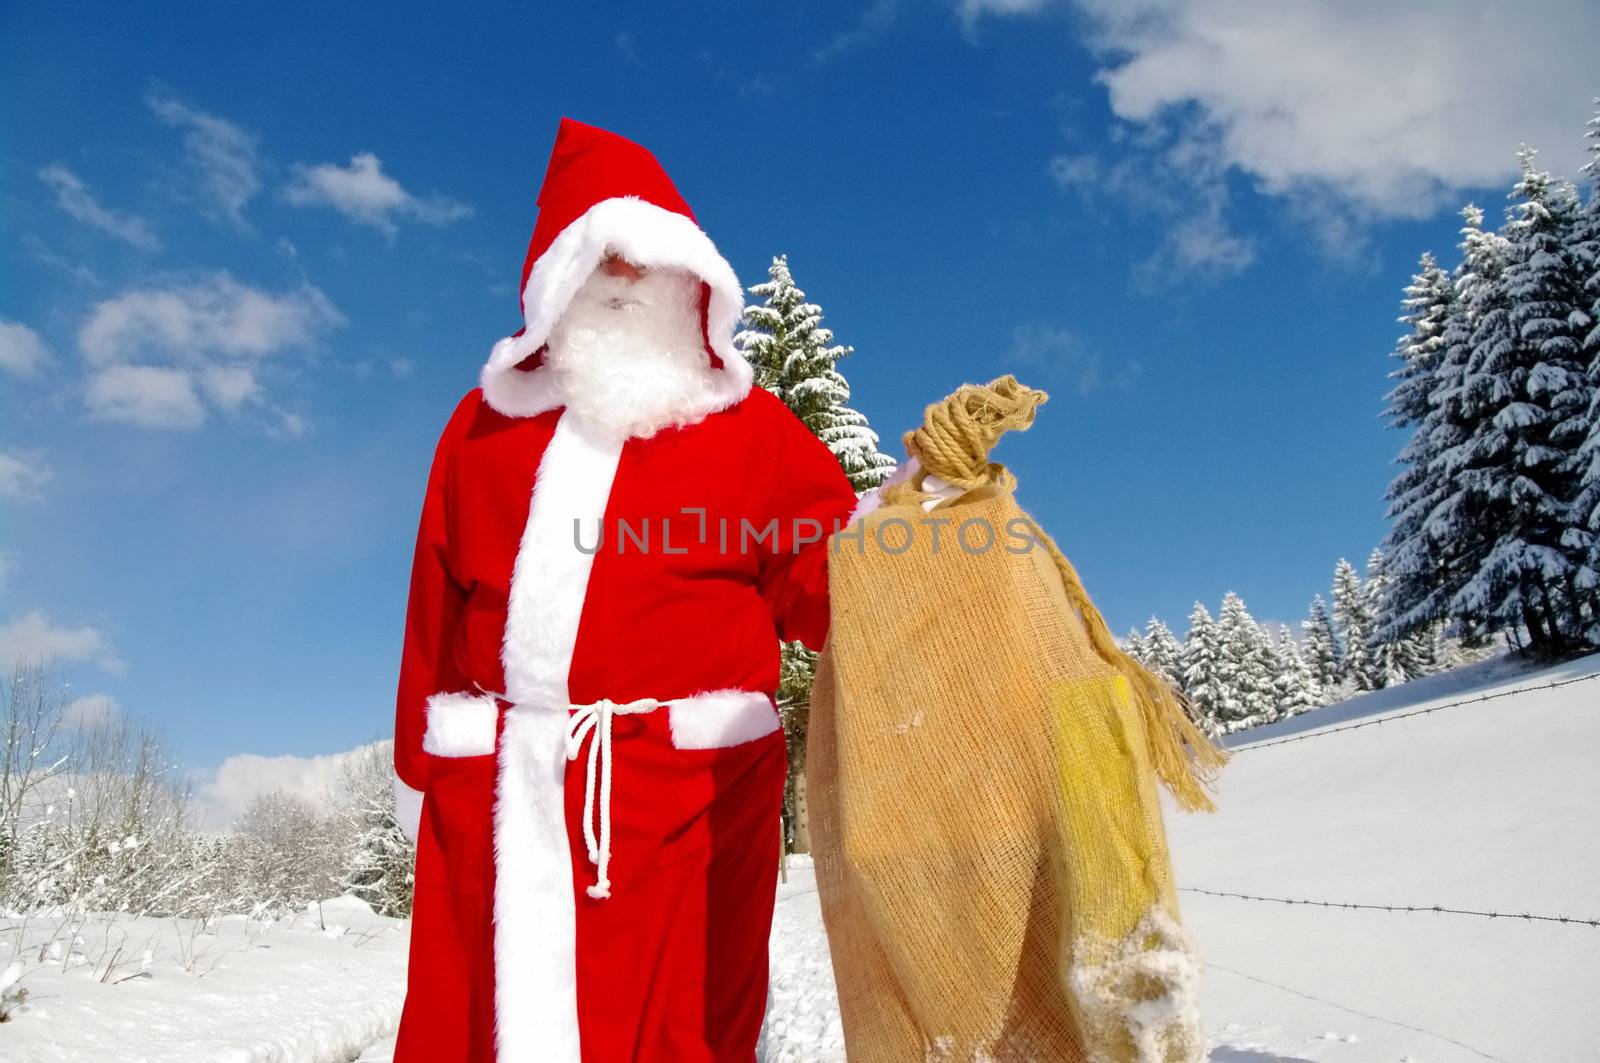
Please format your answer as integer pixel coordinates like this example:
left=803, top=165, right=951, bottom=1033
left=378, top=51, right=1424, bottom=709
left=848, top=455, right=962, bottom=522
left=394, top=775, right=424, bottom=845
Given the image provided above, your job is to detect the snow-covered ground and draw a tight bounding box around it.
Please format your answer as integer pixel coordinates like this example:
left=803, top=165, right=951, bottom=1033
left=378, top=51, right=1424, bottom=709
left=0, top=896, right=408, bottom=1062
left=8, top=650, right=1597, bottom=1061
left=1174, top=648, right=1600, bottom=1063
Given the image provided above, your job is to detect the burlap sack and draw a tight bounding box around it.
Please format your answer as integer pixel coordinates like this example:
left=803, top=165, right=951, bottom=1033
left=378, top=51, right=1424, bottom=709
left=809, top=377, right=1226, bottom=1063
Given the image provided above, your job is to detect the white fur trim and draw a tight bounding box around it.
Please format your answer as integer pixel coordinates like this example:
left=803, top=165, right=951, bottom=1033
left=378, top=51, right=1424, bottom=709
left=494, top=703, right=581, bottom=1062
left=421, top=691, right=499, bottom=757
left=480, top=195, right=752, bottom=426
left=668, top=689, right=781, bottom=750
left=500, top=413, right=624, bottom=707
left=492, top=410, right=622, bottom=1060
left=393, top=774, right=423, bottom=845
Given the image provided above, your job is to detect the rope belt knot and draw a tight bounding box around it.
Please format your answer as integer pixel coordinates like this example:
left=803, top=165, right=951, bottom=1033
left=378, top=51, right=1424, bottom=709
left=564, top=696, right=663, bottom=899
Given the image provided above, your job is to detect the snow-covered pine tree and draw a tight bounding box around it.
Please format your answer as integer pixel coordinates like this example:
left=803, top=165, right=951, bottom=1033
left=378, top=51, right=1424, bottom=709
left=735, top=256, right=898, bottom=851
left=736, top=255, right=897, bottom=491
left=1270, top=625, right=1323, bottom=718
left=1331, top=558, right=1379, bottom=691
left=776, top=639, right=819, bottom=853
left=1571, top=101, right=1600, bottom=643
left=1449, top=149, right=1591, bottom=655
left=1406, top=206, right=1514, bottom=649
left=1180, top=602, right=1225, bottom=737
left=1141, top=616, right=1187, bottom=693
left=1215, top=592, right=1278, bottom=730
left=1363, top=547, right=1414, bottom=688
left=1377, top=252, right=1457, bottom=643
left=1122, top=626, right=1150, bottom=664
left=1301, top=594, right=1341, bottom=691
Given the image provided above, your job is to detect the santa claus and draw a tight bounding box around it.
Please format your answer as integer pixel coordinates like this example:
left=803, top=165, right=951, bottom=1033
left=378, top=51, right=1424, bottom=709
left=389, top=117, right=860, bottom=1061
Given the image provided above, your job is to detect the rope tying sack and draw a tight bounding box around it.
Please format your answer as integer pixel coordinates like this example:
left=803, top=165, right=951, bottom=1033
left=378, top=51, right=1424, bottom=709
left=884, top=373, right=1227, bottom=811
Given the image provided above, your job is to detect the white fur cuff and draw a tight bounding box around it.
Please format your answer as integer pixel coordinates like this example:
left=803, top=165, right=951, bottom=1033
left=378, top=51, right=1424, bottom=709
left=394, top=774, right=424, bottom=844
left=668, top=689, right=781, bottom=750
left=422, top=691, right=500, bottom=757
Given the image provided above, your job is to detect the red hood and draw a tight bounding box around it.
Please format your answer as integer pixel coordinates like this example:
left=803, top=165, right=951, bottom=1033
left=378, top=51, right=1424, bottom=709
left=479, top=117, right=752, bottom=425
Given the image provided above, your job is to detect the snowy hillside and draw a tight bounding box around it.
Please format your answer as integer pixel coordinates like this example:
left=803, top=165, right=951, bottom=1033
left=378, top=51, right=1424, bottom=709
left=1173, top=649, right=1600, bottom=1062
left=7, top=650, right=1595, bottom=1061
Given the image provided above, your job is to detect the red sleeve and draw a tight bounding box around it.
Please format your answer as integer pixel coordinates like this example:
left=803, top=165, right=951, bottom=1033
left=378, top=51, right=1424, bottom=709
left=755, top=397, right=859, bottom=651
left=394, top=391, right=477, bottom=795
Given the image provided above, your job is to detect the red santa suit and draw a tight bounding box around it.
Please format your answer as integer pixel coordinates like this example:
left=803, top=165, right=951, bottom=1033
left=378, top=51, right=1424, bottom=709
left=390, top=117, right=858, bottom=1062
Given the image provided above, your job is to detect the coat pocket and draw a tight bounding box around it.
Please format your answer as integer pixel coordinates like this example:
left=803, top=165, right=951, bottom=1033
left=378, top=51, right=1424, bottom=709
left=415, top=691, right=500, bottom=897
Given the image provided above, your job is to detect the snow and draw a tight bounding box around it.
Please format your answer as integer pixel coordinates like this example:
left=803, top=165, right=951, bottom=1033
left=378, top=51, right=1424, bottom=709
left=1171, top=648, right=1600, bottom=1062
left=0, top=895, right=408, bottom=1062
left=9, top=650, right=1597, bottom=1061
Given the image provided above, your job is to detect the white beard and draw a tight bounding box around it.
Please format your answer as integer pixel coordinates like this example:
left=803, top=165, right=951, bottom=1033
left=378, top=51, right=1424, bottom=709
left=542, top=265, right=720, bottom=440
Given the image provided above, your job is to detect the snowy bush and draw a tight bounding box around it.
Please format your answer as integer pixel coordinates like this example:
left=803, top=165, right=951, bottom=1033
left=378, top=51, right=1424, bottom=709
left=1, top=663, right=415, bottom=923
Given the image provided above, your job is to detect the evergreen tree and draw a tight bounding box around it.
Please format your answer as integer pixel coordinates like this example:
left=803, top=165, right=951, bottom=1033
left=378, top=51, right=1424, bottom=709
left=1141, top=616, right=1187, bottom=692
left=1270, top=625, right=1323, bottom=718
left=1450, top=150, right=1590, bottom=654
left=1418, top=206, right=1513, bottom=647
left=1180, top=602, right=1225, bottom=737
left=1363, top=547, right=1415, bottom=688
left=736, top=256, right=900, bottom=850
left=1215, top=593, right=1278, bottom=730
left=1331, top=558, right=1378, bottom=691
left=776, top=639, right=819, bottom=853
left=1301, top=594, right=1341, bottom=691
left=736, top=255, right=897, bottom=491
left=1377, top=252, right=1457, bottom=642
left=1571, top=101, right=1600, bottom=641
left=1122, top=627, right=1150, bottom=665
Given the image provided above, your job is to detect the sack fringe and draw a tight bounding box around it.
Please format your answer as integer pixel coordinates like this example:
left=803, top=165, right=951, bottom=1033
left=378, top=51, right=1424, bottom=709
left=884, top=375, right=1229, bottom=812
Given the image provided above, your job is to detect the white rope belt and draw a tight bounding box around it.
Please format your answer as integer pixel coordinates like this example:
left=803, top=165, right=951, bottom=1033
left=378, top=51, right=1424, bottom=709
left=468, top=684, right=771, bottom=901
left=563, top=696, right=662, bottom=900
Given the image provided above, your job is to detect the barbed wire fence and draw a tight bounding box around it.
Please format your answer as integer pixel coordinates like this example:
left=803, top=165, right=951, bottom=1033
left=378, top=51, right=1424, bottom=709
left=1230, top=670, right=1600, bottom=753
left=1187, top=667, right=1600, bottom=931
left=1178, top=887, right=1600, bottom=928
left=1174, top=663, right=1600, bottom=1058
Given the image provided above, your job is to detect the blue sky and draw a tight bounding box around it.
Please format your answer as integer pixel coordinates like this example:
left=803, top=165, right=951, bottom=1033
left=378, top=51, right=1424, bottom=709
left=2, top=1, right=1596, bottom=817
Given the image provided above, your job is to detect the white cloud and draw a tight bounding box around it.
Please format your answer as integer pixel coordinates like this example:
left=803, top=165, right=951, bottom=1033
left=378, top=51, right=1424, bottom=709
left=85, top=364, right=207, bottom=430
left=1044, top=0, right=1599, bottom=216
left=958, top=0, right=1049, bottom=33
left=0, top=449, right=51, bottom=501
left=146, top=90, right=262, bottom=227
left=283, top=152, right=472, bottom=236
left=192, top=741, right=384, bottom=830
left=21, top=234, right=101, bottom=287
left=0, top=610, right=123, bottom=674
left=814, top=0, right=905, bottom=61
left=77, top=274, right=341, bottom=431
left=62, top=693, right=122, bottom=730
left=0, top=319, right=51, bottom=376
left=80, top=273, right=340, bottom=366
left=1049, top=135, right=1259, bottom=283
left=199, top=364, right=261, bottom=410
left=37, top=163, right=160, bottom=250
left=974, top=0, right=1600, bottom=272
left=1004, top=322, right=1140, bottom=394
